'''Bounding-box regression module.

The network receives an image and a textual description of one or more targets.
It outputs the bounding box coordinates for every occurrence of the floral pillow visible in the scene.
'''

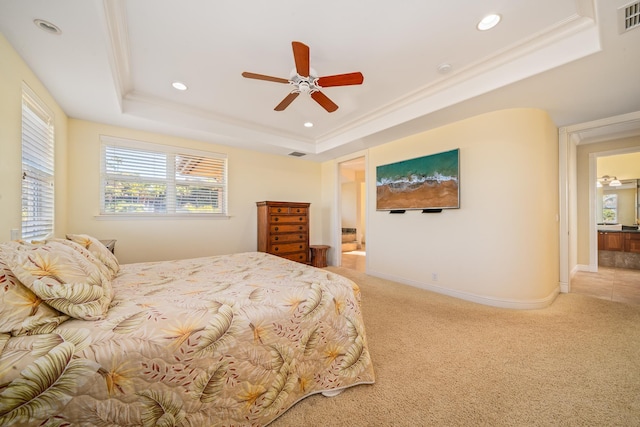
[4,241,113,321]
[48,238,113,283]
[66,234,119,278]
[0,244,70,335]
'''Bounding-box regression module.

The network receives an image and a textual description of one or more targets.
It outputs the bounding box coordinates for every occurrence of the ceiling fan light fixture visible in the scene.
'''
[477,14,501,31]
[609,179,622,186]
[298,81,311,94]
[304,122,313,128]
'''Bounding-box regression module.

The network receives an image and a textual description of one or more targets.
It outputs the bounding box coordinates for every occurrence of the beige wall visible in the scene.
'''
[576,136,640,265]
[366,108,560,307]
[67,119,323,263]
[0,34,68,241]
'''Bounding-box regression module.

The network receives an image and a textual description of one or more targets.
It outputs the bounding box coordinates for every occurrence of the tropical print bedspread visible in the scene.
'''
[0,252,375,426]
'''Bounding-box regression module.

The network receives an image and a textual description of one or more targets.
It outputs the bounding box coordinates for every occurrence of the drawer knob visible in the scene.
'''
[275,217,279,222]
[275,227,279,231]
[274,247,279,251]
[299,217,303,221]
[274,236,279,241]
[299,226,303,230]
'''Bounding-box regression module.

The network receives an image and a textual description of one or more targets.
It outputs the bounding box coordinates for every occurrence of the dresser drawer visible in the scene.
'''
[271,233,306,243]
[269,206,308,215]
[270,224,307,233]
[279,251,309,263]
[271,242,308,254]
[270,215,307,224]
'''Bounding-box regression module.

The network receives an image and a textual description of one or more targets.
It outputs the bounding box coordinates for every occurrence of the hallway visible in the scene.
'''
[571,267,640,305]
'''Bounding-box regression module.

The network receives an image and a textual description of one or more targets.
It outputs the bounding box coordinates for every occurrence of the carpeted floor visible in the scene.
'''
[272,267,640,426]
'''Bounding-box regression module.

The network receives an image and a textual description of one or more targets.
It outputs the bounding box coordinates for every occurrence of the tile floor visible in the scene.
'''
[341,247,366,272]
[571,267,640,305]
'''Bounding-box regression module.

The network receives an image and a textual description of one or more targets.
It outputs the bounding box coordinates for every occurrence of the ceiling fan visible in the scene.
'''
[242,41,364,113]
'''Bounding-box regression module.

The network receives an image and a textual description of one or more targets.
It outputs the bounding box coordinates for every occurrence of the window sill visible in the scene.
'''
[94,214,230,220]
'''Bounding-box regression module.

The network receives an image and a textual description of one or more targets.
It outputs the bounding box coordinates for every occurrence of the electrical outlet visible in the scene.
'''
[431,272,438,281]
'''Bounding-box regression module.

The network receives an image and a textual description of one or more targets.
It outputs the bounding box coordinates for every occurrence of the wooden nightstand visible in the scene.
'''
[100,239,116,254]
[309,245,330,268]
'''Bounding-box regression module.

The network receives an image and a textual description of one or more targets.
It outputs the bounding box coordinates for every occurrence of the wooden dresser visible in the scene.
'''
[257,201,310,264]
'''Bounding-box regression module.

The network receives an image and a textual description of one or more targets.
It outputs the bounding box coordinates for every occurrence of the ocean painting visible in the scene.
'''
[376,148,459,210]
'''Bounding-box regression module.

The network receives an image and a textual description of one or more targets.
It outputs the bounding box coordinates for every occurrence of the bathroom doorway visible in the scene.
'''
[339,157,366,271]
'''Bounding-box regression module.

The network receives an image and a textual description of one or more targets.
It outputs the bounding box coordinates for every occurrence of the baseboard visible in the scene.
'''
[576,263,597,272]
[368,270,559,310]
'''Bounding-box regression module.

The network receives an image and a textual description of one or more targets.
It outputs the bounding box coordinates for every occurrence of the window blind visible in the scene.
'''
[101,137,227,216]
[21,88,55,240]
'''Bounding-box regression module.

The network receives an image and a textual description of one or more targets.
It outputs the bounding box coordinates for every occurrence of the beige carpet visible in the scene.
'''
[273,267,640,426]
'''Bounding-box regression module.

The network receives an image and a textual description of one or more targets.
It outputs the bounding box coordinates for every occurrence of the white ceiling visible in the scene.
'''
[1,0,639,161]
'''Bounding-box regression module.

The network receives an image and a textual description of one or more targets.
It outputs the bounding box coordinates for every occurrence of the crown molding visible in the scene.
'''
[103,0,132,110]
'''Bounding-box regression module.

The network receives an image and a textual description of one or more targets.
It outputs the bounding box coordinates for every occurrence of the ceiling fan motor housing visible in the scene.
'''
[290,73,320,95]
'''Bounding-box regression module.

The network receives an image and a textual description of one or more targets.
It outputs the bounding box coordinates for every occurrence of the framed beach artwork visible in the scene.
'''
[376,148,460,211]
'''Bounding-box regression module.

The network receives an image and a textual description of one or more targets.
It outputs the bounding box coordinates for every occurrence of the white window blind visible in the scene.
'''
[21,87,55,240]
[100,137,227,216]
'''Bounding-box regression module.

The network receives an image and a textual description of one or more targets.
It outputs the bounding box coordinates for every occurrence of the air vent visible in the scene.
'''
[288,151,306,157]
[619,1,640,33]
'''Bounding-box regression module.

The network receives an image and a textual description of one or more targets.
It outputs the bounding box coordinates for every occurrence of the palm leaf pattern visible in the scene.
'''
[0,340,98,425]
[137,389,186,427]
[194,304,237,355]
[192,361,228,403]
[112,310,150,334]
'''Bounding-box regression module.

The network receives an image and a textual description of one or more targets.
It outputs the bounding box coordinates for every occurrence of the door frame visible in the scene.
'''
[333,151,368,268]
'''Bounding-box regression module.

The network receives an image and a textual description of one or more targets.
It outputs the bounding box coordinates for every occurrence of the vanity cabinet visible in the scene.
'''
[598,231,624,251]
[257,201,310,264]
[625,232,640,254]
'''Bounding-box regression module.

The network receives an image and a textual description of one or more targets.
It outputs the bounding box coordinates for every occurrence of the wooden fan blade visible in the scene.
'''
[292,41,310,77]
[242,72,290,84]
[311,91,338,113]
[317,72,364,87]
[274,92,300,111]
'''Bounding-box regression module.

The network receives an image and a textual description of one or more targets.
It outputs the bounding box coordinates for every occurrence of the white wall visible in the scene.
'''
[341,182,358,229]
[66,119,323,264]
[365,108,560,308]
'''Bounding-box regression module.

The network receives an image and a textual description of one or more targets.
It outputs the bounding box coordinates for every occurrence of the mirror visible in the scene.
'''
[596,179,639,228]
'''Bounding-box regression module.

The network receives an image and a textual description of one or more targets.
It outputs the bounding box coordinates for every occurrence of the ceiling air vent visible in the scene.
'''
[288,151,306,157]
[619,1,640,33]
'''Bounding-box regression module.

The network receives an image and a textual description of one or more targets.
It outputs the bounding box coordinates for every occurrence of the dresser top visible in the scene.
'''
[256,201,310,207]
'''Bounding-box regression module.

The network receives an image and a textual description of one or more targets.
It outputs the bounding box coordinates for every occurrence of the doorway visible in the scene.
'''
[338,157,366,271]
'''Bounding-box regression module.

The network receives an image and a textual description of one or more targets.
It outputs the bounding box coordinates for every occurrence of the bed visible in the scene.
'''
[0,235,375,426]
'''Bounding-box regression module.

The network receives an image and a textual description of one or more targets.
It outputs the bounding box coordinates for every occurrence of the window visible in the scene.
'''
[100,136,227,216]
[21,86,55,240]
[602,194,618,223]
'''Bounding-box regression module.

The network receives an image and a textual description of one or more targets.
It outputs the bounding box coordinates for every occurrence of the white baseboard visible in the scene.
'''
[367,270,559,310]
[576,263,598,272]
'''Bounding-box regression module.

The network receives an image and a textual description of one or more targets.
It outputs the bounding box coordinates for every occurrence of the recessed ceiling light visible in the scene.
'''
[304,122,314,128]
[172,81,188,91]
[437,63,452,74]
[477,14,501,31]
[34,19,62,35]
